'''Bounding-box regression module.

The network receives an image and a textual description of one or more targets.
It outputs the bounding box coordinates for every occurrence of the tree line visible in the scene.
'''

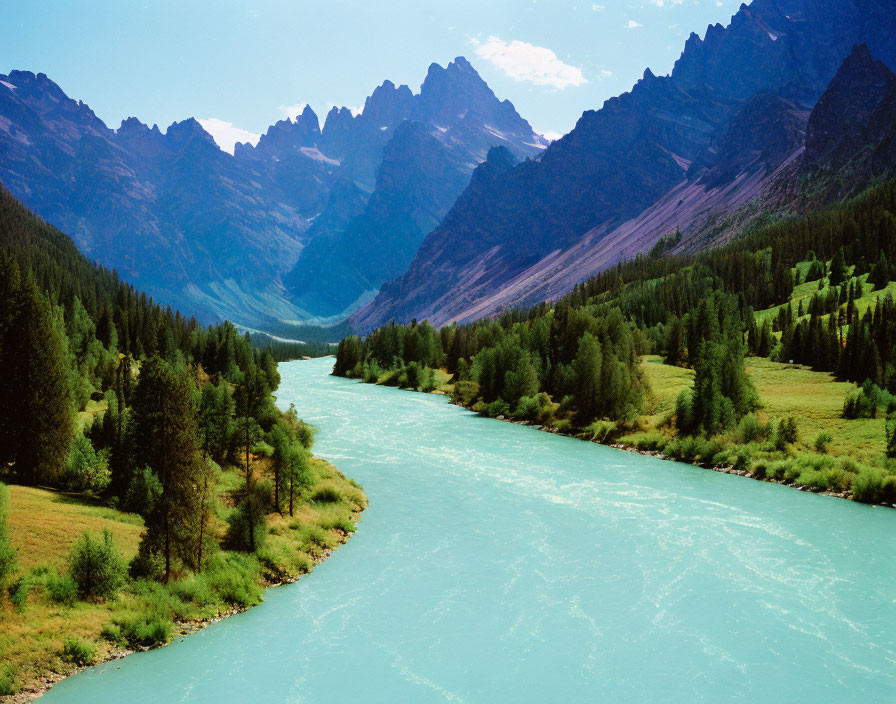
[336,178,896,444]
[0,185,315,584]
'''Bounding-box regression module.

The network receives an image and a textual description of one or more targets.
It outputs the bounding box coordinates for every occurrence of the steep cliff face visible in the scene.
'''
[284,122,472,318]
[0,57,545,326]
[281,58,547,320]
[797,43,896,197]
[353,0,896,331]
[0,71,307,319]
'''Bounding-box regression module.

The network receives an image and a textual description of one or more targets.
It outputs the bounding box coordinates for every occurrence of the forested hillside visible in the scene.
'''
[0,186,365,696]
[336,178,896,506]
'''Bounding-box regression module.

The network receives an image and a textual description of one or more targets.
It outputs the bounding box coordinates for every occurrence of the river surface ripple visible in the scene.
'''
[43,357,896,703]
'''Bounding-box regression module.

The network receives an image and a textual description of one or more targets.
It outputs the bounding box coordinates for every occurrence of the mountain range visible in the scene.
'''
[352,0,896,331]
[0,57,546,326]
[3,0,896,337]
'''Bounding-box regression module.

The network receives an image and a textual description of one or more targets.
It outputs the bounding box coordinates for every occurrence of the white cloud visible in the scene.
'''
[651,0,683,6]
[598,69,613,79]
[471,36,587,89]
[540,129,563,142]
[198,118,260,154]
[626,20,643,29]
[276,103,306,120]
[592,4,605,10]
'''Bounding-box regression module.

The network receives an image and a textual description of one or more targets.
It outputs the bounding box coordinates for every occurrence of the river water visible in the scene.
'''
[44,357,896,702]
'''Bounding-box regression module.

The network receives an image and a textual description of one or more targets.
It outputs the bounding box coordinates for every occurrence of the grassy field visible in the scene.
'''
[0,457,366,697]
[7,487,142,571]
[638,355,886,466]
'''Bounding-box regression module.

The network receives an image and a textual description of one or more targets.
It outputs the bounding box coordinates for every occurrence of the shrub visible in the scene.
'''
[295,421,317,450]
[311,486,342,503]
[478,398,510,418]
[129,579,192,620]
[8,577,28,609]
[302,525,329,548]
[62,433,111,494]
[751,460,768,479]
[46,572,78,606]
[123,466,162,516]
[736,414,767,444]
[552,418,572,433]
[403,361,422,390]
[842,380,896,419]
[100,623,122,644]
[674,390,693,432]
[226,481,271,552]
[250,440,275,458]
[585,420,617,443]
[619,432,664,452]
[129,540,164,580]
[0,675,12,696]
[721,444,757,471]
[60,637,96,666]
[773,416,799,451]
[69,529,127,599]
[765,460,790,481]
[118,615,171,647]
[852,469,896,504]
[513,395,540,422]
[321,516,356,534]
[203,553,263,607]
[814,432,833,453]
[169,575,215,607]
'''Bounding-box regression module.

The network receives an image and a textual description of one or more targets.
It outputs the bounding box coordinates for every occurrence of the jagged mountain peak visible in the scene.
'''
[118,116,150,134]
[167,117,218,149]
[804,42,896,167]
[840,42,881,71]
[2,69,108,134]
[362,80,414,128]
[353,0,896,332]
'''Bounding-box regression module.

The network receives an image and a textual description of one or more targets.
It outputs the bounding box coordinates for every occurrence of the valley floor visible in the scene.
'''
[0,457,366,700]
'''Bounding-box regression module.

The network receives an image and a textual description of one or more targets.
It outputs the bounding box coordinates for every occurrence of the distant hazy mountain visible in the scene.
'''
[282,57,546,319]
[0,57,546,327]
[0,71,308,323]
[353,0,896,331]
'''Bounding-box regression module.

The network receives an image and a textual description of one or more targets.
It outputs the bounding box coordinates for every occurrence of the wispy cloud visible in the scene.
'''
[276,103,306,120]
[198,118,260,154]
[471,36,587,89]
[626,20,643,29]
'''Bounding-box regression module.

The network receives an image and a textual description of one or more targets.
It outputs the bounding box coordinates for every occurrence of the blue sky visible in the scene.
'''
[2,0,744,151]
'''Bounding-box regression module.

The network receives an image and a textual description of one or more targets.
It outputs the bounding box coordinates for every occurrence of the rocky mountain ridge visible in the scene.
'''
[352,0,896,331]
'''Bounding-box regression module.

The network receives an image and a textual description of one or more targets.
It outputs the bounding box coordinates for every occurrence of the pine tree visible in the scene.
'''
[131,356,201,581]
[829,247,849,286]
[870,250,890,291]
[573,332,602,423]
[1,273,73,483]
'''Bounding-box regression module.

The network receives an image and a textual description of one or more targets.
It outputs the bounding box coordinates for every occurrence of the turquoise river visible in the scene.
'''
[43,357,896,702]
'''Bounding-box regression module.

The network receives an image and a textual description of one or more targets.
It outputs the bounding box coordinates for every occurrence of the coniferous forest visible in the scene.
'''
[0,186,366,693]
[336,178,896,505]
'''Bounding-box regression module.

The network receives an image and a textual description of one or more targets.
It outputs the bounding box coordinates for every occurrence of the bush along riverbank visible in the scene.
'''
[0,451,366,700]
[336,348,895,508]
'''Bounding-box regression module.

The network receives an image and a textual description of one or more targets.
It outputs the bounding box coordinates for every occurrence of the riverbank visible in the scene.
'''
[0,457,366,700]
[342,355,895,508]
